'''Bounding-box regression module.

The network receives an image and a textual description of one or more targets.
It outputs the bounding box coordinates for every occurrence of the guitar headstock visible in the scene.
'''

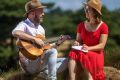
[56,35,71,46]
[60,35,71,40]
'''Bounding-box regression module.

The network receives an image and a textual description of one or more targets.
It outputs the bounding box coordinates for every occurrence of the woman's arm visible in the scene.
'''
[73,33,82,46]
[83,34,108,51]
[76,33,81,42]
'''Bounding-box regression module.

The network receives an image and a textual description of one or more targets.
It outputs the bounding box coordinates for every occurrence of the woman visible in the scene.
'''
[68,0,108,80]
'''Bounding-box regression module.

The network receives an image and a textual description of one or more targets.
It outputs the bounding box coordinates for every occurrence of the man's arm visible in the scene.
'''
[12,30,44,46]
[12,30,35,42]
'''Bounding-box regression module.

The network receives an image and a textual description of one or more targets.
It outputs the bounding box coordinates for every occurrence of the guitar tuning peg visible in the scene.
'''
[66,35,71,39]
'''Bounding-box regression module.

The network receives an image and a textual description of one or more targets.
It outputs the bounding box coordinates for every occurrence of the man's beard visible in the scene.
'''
[34,15,43,24]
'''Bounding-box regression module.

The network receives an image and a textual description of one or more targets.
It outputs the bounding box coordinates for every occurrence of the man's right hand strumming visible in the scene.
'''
[33,37,44,47]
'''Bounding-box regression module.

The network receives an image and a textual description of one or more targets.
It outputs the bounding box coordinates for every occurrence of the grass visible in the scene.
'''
[0,69,20,80]
[0,68,69,80]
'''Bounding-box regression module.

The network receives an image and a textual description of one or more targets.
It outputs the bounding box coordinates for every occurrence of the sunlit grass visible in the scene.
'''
[0,69,20,80]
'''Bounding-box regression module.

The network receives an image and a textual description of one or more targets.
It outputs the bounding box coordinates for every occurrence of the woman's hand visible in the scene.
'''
[73,41,80,46]
[82,44,89,51]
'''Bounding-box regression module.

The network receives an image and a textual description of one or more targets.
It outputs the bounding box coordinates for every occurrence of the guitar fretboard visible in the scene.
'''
[44,37,59,43]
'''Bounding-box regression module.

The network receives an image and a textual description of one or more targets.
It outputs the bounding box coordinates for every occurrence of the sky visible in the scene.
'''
[41,0,120,11]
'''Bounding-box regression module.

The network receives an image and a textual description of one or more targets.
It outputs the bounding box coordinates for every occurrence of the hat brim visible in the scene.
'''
[96,10,102,15]
[24,6,46,17]
[90,5,102,15]
[85,4,102,15]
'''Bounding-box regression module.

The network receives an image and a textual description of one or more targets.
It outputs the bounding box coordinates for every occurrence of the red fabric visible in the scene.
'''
[69,22,108,80]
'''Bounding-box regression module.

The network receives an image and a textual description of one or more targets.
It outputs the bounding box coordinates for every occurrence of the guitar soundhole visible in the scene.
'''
[32,42,42,48]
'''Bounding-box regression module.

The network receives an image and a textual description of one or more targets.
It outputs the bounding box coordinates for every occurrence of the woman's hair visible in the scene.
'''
[91,7,102,24]
[84,4,102,24]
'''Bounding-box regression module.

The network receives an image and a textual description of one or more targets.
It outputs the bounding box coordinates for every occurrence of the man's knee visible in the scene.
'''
[50,48,58,55]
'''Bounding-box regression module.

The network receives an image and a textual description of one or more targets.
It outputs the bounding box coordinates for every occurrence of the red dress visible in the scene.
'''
[69,22,108,80]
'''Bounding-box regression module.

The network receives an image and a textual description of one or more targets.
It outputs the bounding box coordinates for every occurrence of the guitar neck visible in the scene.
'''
[44,37,59,43]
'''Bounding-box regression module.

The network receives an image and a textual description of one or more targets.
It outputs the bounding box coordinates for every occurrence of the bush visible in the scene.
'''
[105,47,120,69]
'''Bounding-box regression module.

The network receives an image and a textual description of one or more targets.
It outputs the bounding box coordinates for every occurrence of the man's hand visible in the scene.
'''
[33,37,44,47]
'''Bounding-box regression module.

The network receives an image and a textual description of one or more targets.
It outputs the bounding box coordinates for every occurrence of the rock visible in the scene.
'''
[7,72,45,80]
[0,77,4,80]
[104,66,120,80]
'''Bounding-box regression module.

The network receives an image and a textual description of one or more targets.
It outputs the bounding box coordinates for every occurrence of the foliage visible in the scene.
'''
[0,46,18,72]
[0,46,13,57]
[0,0,120,71]
[105,46,120,69]
[0,0,29,17]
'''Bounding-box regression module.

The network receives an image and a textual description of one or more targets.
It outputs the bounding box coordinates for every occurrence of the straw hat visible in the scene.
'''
[24,0,46,16]
[87,0,102,15]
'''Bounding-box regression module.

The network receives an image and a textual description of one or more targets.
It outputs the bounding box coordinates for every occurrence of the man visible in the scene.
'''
[12,0,68,80]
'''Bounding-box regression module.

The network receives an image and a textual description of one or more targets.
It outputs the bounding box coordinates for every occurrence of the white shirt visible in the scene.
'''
[12,18,45,73]
[12,18,45,36]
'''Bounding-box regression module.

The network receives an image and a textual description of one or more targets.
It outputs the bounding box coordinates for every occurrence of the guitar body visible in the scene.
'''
[16,34,70,60]
[17,35,51,60]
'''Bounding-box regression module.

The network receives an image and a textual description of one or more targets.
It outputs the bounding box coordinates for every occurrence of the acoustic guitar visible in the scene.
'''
[16,34,71,60]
